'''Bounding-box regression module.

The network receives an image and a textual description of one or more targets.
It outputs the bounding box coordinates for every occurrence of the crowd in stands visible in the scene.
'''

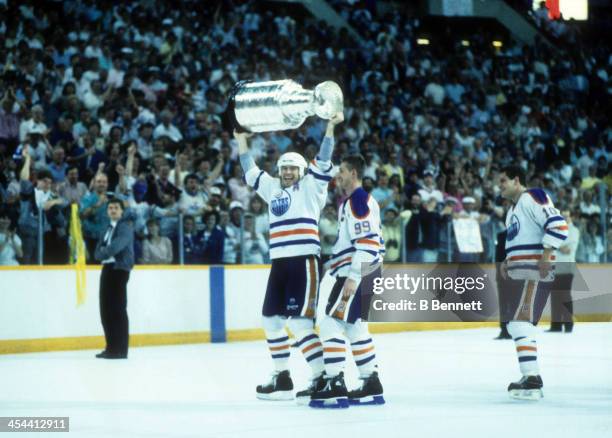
[0,0,609,266]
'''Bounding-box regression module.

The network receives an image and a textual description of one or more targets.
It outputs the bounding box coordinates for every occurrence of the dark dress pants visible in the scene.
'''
[99,263,130,355]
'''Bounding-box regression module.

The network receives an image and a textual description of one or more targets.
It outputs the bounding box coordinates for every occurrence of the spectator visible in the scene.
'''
[19,127,50,170]
[418,170,444,204]
[141,218,173,264]
[405,197,452,263]
[48,146,69,183]
[181,215,205,264]
[170,152,191,189]
[249,195,269,241]
[404,194,423,262]
[577,221,604,263]
[580,166,602,190]
[579,190,601,216]
[58,166,89,205]
[202,211,225,264]
[207,186,225,213]
[371,171,396,213]
[178,173,209,221]
[82,80,112,114]
[19,105,47,143]
[242,213,268,264]
[0,88,23,151]
[382,207,401,262]
[0,212,23,265]
[136,122,155,161]
[222,202,243,264]
[154,110,183,143]
[18,146,68,264]
[228,162,251,208]
[80,171,110,261]
[424,74,445,105]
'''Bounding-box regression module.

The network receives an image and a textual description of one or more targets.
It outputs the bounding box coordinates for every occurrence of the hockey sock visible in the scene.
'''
[295,332,324,376]
[263,316,290,371]
[323,338,346,377]
[350,337,377,377]
[346,320,378,377]
[288,317,324,376]
[266,333,290,371]
[508,320,539,376]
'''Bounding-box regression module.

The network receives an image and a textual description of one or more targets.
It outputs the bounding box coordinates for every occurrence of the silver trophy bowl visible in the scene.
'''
[227,79,343,133]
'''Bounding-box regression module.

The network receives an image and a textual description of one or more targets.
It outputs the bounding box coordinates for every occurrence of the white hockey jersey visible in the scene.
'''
[327,187,385,282]
[244,158,333,260]
[505,188,568,281]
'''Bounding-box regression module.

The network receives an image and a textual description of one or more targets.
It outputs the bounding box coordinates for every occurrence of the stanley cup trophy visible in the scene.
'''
[223,79,343,133]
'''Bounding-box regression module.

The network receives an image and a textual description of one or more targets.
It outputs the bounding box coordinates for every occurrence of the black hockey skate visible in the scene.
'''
[309,372,349,409]
[295,373,326,406]
[256,370,294,401]
[348,371,385,405]
[508,375,544,400]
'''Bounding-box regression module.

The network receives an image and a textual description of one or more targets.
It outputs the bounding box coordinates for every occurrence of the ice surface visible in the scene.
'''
[1,324,611,438]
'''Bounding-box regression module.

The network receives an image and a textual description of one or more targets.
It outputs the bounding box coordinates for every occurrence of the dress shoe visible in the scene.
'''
[494,331,512,340]
[96,350,127,359]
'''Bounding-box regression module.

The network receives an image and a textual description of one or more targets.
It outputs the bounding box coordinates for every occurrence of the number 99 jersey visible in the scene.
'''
[327,187,385,283]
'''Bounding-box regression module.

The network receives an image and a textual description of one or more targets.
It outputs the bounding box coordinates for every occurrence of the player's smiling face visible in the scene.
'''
[499,172,519,199]
[336,162,354,194]
[280,166,300,188]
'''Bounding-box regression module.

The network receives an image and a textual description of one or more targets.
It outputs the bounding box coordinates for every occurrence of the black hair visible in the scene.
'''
[107,198,124,210]
[203,210,219,225]
[183,173,199,185]
[146,217,159,227]
[500,165,526,186]
[342,154,366,180]
[36,169,53,181]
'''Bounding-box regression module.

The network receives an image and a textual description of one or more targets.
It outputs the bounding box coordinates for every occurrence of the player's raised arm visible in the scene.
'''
[307,112,344,191]
[235,130,255,172]
[319,111,344,163]
[234,130,274,203]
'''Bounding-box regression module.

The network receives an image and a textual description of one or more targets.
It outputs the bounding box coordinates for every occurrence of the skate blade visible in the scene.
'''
[309,397,349,409]
[348,395,385,405]
[256,391,294,401]
[509,389,543,401]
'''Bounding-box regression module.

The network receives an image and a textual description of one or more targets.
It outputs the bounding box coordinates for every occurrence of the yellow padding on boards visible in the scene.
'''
[0,332,211,355]
[2,318,611,355]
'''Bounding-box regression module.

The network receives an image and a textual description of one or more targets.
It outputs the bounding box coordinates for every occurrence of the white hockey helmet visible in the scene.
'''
[277,152,308,178]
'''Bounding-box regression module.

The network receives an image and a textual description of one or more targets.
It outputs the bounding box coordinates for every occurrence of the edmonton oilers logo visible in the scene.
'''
[271,190,291,217]
[507,214,520,241]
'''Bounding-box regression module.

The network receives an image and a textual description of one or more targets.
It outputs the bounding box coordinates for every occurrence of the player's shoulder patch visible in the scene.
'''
[349,187,370,219]
[526,188,549,205]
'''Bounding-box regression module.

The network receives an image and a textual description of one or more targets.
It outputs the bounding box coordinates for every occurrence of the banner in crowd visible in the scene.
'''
[452,218,483,253]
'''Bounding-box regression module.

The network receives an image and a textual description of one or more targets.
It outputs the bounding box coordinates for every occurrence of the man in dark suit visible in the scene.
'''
[94,198,134,359]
